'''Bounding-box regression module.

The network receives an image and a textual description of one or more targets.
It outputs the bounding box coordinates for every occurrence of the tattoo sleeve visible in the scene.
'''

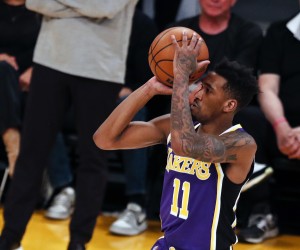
[171,52,200,154]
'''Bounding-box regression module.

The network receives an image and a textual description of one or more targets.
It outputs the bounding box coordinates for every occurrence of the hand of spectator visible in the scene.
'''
[0,53,19,70]
[19,67,33,91]
[292,126,300,142]
[287,127,300,159]
[118,87,133,99]
[275,122,299,157]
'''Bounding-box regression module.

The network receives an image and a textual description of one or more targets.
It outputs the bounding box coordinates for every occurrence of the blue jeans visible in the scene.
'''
[48,132,73,189]
[118,96,148,195]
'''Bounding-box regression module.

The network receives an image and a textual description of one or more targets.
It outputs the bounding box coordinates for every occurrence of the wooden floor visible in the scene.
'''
[0,208,300,250]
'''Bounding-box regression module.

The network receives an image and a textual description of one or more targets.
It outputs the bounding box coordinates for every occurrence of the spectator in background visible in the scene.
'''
[0,1,137,250]
[239,10,300,243]
[173,0,262,70]
[0,0,75,224]
[0,0,40,177]
[109,9,158,236]
[258,11,300,162]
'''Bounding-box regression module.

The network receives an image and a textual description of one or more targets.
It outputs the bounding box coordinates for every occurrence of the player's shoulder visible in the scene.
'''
[222,128,257,150]
[234,129,257,150]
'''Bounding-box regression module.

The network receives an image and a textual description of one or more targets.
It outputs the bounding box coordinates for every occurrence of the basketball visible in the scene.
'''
[148,26,209,87]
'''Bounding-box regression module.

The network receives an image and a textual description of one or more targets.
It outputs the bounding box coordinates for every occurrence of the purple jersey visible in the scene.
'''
[157,124,253,250]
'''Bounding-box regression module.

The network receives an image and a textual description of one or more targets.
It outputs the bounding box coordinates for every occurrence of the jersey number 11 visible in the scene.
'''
[171,178,190,220]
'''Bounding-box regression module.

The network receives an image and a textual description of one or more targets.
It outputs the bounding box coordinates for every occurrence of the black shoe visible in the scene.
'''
[67,242,85,250]
[0,237,22,250]
[238,213,279,244]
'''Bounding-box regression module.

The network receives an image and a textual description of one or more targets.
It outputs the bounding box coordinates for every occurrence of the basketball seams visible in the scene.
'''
[148,27,180,66]
[149,38,193,68]
[148,42,173,66]
[149,38,194,84]
[154,59,173,82]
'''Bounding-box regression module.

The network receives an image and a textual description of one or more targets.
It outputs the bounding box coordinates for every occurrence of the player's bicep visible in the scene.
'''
[224,142,257,184]
[221,131,257,164]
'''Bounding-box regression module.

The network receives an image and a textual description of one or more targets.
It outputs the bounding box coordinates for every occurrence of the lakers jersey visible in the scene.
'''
[159,124,254,250]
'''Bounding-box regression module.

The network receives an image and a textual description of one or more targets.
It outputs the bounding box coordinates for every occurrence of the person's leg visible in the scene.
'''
[0,64,70,246]
[109,96,148,235]
[0,62,21,176]
[123,144,148,205]
[45,132,75,220]
[118,96,148,206]
[0,61,21,134]
[68,78,121,246]
[48,132,73,190]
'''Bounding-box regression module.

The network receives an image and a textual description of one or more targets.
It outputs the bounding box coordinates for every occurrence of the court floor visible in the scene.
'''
[0,208,300,250]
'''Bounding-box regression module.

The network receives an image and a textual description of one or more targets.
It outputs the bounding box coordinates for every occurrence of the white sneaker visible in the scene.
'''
[238,213,279,243]
[109,203,147,236]
[9,244,23,250]
[45,187,75,220]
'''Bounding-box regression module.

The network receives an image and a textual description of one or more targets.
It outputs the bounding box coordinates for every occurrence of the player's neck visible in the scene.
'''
[199,13,231,35]
[198,119,233,136]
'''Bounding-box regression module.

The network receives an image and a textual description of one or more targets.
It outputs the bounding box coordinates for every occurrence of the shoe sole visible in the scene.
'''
[45,211,73,220]
[241,228,279,244]
[109,223,148,236]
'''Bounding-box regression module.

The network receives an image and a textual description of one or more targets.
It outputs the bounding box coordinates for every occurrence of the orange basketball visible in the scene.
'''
[148,26,209,87]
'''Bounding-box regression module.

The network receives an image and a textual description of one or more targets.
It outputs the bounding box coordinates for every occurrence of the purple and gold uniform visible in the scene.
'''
[152,124,254,250]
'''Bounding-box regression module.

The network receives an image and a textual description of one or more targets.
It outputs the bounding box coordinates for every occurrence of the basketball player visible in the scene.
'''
[93,32,258,249]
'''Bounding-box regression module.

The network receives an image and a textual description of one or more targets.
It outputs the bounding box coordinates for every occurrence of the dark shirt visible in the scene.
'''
[172,13,263,72]
[125,9,158,91]
[259,14,300,126]
[0,1,40,73]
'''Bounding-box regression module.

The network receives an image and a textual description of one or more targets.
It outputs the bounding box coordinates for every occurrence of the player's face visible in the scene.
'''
[199,0,237,18]
[188,72,228,123]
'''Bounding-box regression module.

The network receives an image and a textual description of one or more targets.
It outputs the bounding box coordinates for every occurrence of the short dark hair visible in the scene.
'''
[214,58,259,111]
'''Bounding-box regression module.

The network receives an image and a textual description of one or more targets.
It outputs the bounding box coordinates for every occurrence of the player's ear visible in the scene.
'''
[223,99,237,113]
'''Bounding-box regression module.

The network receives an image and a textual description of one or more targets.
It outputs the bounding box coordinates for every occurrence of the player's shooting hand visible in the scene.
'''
[171,31,202,76]
[146,76,173,95]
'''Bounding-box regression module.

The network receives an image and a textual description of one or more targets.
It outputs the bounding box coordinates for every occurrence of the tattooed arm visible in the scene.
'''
[170,31,208,156]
